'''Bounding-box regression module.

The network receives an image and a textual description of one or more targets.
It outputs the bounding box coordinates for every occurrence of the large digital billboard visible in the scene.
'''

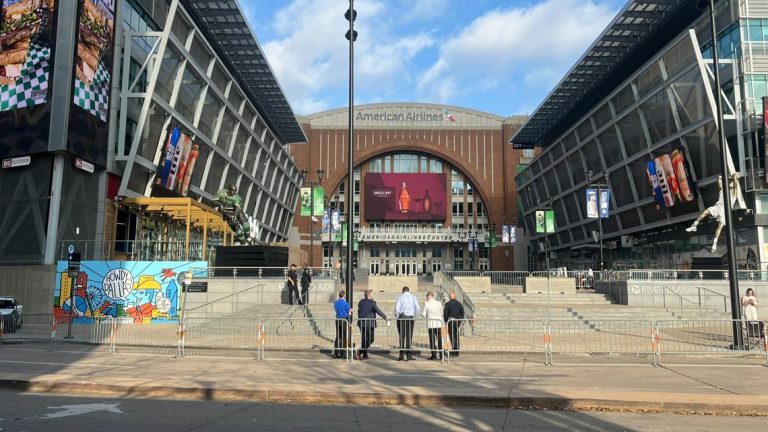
[645,149,696,210]
[364,173,446,221]
[0,0,57,157]
[153,125,200,197]
[66,0,115,167]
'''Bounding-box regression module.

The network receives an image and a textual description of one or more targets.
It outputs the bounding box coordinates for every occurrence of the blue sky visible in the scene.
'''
[241,0,627,117]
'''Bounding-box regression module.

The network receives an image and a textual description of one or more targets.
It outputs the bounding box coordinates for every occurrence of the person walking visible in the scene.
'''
[300,263,312,305]
[421,291,444,360]
[357,290,388,360]
[286,264,301,305]
[443,292,465,358]
[333,290,352,359]
[395,286,419,361]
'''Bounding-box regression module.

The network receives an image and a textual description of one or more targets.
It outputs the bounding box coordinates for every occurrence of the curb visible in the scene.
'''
[1,379,766,416]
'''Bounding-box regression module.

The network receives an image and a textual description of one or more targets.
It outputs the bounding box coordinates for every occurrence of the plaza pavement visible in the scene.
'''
[0,343,766,416]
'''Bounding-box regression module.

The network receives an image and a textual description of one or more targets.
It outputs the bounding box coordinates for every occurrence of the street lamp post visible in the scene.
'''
[537,197,553,322]
[469,231,478,271]
[586,170,608,272]
[301,169,324,268]
[329,194,339,275]
[345,0,357,304]
[489,224,496,271]
[458,231,466,270]
[698,0,742,348]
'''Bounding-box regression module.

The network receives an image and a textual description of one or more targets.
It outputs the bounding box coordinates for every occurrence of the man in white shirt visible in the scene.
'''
[395,286,420,361]
[421,291,444,360]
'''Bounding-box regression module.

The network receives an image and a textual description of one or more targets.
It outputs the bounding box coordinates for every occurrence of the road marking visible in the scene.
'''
[0,360,134,369]
[397,374,538,380]
[42,403,123,419]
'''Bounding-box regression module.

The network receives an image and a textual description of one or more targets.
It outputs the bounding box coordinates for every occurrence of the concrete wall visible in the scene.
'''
[0,265,56,314]
[524,277,576,294]
[368,276,419,292]
[453,276,492,293]
[595,279,768,319]
[182,277,338,318]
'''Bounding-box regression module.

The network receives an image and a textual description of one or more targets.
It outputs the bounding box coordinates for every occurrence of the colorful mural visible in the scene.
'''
[54,261,206,323]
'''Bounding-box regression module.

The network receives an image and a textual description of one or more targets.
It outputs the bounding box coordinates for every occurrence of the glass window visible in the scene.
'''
[429,159,442,173]
[420,156,427,173]
[466,182,473,196]
[452,202,464,216]
[523,149,535,158]
[432,247,442,258]
[393,154,418,173]
[640,89,675,143]
[369,158,382,173]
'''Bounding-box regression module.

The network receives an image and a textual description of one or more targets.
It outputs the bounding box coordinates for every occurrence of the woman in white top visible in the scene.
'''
[741,288,758,321]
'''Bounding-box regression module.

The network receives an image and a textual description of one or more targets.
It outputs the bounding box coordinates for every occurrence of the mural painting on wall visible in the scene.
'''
[53,261,206,323]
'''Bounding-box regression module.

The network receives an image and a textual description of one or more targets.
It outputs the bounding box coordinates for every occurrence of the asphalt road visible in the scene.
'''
[0,391,764,432]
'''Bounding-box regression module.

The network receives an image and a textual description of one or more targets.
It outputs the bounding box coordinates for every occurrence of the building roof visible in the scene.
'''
[183,0,307,144]
[510,0,701,148]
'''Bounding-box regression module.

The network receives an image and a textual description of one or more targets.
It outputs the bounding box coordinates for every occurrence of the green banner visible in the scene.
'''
[300,188,311,216]
[300,186,325,216]
[535,210,556,233]
[336,223,348,244]
[313,186,325,216]
[486,232,497,248]
[353,239,359,252]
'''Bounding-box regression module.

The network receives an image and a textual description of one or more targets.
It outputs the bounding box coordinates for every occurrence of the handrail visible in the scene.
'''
[662,286,699,320]
[182,282,267,316]
[697,286,729,313]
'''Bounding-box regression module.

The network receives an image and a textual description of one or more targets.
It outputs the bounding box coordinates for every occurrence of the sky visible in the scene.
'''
[240,0,627,117]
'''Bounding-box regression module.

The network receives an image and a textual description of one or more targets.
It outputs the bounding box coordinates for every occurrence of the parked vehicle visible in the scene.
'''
[0,297,23,333]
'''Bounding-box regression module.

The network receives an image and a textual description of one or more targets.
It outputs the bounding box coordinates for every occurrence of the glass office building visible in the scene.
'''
[514,0,768,271]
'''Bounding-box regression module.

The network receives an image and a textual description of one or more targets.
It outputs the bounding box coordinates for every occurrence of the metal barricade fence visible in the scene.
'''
[111,319,181,355]
[654,319,767,365]
[444,318,547,363]
[180,317,263,358]
[260,317,346,359]
[52,316,111,346]
[1,314,55,347]
[546,320,655,365]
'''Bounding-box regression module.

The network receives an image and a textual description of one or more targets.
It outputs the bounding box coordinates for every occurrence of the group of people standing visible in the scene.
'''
[332,286,466,360]
[285,263,312,305]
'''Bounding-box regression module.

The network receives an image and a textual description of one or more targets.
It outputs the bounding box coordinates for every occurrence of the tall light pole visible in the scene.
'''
[345,0,357,305]
[329,193,339,273]
[698,0,742,348]
[586,170,608,272]
[301,169,324,268]
[537,197,553,323]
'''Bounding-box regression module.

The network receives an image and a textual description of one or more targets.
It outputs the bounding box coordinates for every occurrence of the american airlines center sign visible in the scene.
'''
[356,111,454,123]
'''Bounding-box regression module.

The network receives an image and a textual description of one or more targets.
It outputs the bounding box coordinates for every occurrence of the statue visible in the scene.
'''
[214,185,253,245]
[685,173,739,253]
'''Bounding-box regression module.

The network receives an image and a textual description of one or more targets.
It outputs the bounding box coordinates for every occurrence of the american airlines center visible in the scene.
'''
[291,103,530,275]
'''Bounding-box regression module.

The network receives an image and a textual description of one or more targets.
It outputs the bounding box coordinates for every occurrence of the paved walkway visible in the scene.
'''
[0,344,767,415]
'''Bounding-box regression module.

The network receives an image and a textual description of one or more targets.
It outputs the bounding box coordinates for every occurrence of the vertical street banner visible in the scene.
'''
[313,186,324,216]
[586,189,598,218]
[599,190,610,219]
[535,210,555,233]
[487,232,497,248]
[332,209,340,233]
[502,225,510,243]
[764,96,768,183]
[300,187,310,216]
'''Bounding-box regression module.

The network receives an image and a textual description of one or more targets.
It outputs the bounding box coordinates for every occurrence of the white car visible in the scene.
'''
[0,297,23,333]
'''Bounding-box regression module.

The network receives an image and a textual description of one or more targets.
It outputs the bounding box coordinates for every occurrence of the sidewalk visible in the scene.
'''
[0,345,767,415]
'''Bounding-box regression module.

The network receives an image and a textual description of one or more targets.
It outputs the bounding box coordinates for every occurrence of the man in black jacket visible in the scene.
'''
[357,290,388,359]
[300,263,312,305]
[443,292,465,358]
[286,264,301,305]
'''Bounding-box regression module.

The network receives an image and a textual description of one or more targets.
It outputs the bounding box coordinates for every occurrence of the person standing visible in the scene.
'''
[333,290,352,359]
[395,286,419,361]
[300,263,312,305]
[357,290,388,360]
[286,264,301,305]
[443,292,465,358]
[742,288,759,321]
[421,291,444,360]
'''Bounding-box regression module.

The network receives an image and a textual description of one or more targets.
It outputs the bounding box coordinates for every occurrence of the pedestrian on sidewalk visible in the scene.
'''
[286,264,301,305]
[357,290,388,360]
[300,263,312,305]
[333,290,352,359]
[443,292,465,358]
[421,291,443,360]
[395,286,419,361]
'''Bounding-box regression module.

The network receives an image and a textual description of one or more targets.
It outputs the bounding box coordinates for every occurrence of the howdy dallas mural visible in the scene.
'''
[54,261,206,323]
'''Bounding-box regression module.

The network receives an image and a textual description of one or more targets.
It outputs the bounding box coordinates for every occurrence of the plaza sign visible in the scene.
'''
[359,232,454,242]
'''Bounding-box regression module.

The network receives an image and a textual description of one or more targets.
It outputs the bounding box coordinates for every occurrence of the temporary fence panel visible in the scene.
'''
[547,320,655,363]
[445,318,547,357]
[181,317,262,358]
[654,320,767,364]
[1,314,55,346]
[111,319,181,355]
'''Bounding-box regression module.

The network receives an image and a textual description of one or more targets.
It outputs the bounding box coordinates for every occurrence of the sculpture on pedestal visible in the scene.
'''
[685,173,739,253]
[214,185,253,245]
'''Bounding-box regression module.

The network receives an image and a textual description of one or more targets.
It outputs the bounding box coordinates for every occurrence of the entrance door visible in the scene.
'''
[370,260,380,275]
[432,260,442,273]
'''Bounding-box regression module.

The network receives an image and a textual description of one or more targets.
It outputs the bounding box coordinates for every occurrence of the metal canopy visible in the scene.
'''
[182,0,307,145]
[511,0,699,148]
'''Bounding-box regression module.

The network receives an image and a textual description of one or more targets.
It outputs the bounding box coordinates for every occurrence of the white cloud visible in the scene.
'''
[418,0,618,103]
[400,0,450,22]
[254,0,435,114]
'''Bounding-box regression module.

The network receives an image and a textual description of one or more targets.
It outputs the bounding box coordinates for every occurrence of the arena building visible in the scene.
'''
[291,103,530,274]
[513,0,768,271]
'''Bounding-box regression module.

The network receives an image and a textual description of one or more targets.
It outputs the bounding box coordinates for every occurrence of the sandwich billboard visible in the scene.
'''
[0,0,58,157]
[66,0,115,167]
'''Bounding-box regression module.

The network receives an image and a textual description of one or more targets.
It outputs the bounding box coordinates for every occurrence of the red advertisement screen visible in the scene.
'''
[364,173,447,221]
